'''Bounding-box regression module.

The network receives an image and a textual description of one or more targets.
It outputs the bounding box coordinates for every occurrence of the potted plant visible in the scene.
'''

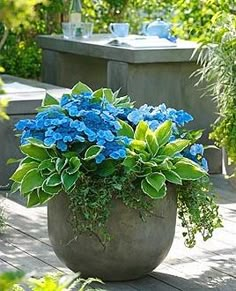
[10,82,222,281]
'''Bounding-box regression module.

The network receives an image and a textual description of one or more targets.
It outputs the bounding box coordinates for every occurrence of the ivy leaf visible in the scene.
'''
[145,172,166,192]
[20,144,49,161]
[21,169,44,194]
[145,129,159,156]
[42,93,59,106]
[84,145,103,161]
[160,139,190,156]
[163,170,182,185]
[72,82,93,95]
[134,121,149,141]
[174,160,206,180]
[10,162,39,183]
[118,120,134,138]
[154,120,172,146]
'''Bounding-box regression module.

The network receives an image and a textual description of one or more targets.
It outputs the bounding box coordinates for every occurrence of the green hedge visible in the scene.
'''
[0,0,233,79]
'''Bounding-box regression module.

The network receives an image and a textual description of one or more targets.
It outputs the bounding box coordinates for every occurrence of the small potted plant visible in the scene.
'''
[10,82,222,281]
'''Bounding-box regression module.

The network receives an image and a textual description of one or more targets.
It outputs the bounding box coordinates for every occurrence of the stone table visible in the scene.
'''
[38,34,220,173]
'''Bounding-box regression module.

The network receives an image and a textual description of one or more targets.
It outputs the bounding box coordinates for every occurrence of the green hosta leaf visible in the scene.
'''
[92,88,103,101]
[154,120,172,146]
[72,82,93,95]
[67,156,81,174]
[157,184,167,199]
[136,167,152,177]
[20,156,36,165]
[10,162,39,182]
[163,170,182,185]
[118,120,134,138]
[42,93,59,106]
[141,179,167,199]
[103,88,115,103]
[145,129,159,156]
[27,138,52,149]
[122,156,137,169]
[55,158,68,173]
[10,181,20,194]
[38,159,55,172]
[84,145,103,160]
[42,180,61,195]
[146,172,166,192]
[37,189,54,204]
[21,169,44,194]
[134,121,149,141]
[46,173,61,186]
[130,140,146,151]
[97,159,116,177]
[20,144,49,161]
[27,190,40,207]
[174,160,206,180]
[160,139,190,156]
[61,170,80,192]
[7,158,20,165]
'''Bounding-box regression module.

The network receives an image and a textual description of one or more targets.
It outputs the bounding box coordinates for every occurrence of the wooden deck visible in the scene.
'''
[0,175,235,290]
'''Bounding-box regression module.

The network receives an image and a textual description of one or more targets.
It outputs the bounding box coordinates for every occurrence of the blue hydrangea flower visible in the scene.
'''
[190,144,204,156]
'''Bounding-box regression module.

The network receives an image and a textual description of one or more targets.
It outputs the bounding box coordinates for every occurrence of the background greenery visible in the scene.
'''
[0,0,234,79]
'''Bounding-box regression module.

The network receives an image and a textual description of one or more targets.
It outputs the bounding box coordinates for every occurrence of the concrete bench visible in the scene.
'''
[0,75,68,188]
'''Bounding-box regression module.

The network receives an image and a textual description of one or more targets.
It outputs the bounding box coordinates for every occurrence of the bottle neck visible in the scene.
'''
[69,0,82,23]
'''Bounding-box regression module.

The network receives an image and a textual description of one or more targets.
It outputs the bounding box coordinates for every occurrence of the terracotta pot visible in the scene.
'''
[48,185,177,281]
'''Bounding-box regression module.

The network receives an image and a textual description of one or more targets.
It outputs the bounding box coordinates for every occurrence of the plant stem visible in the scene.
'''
[0,25,9,51]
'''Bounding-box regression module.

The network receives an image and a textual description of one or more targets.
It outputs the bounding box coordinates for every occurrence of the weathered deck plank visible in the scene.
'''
[0,174,236,290]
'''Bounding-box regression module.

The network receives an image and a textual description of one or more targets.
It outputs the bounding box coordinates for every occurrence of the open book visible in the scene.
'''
[107,35,177,48]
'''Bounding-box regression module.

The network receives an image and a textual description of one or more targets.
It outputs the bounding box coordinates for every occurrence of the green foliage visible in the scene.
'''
[10,82,221,248]
[0,271,102,291]
[0,0,235,78]
[124,120,206,200]
[177,176,223,248]
[0,98,9,120]
[195,15,236,167]
[0,270,24,291]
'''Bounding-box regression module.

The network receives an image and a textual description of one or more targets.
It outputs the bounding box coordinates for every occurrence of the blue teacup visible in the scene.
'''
[109,23,129,37]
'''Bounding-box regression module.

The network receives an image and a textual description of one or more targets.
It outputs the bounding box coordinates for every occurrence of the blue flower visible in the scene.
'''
[190,144,204,156]
[201,158,209,172]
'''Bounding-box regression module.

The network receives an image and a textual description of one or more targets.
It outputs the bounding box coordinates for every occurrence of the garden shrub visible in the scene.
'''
[0,0,234,79]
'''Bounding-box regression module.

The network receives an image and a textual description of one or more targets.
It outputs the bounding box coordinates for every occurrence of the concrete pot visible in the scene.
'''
[48,185,177,281]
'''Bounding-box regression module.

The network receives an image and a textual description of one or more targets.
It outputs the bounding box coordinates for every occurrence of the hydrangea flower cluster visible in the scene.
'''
[15,89,207,170]
[183,143,208,171]
[16,92,128,163]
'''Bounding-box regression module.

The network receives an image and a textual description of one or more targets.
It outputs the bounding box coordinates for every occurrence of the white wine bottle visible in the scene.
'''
[69,0,82,37]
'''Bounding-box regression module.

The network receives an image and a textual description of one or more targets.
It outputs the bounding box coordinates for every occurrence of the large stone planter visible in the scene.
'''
[48,185,177,281]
